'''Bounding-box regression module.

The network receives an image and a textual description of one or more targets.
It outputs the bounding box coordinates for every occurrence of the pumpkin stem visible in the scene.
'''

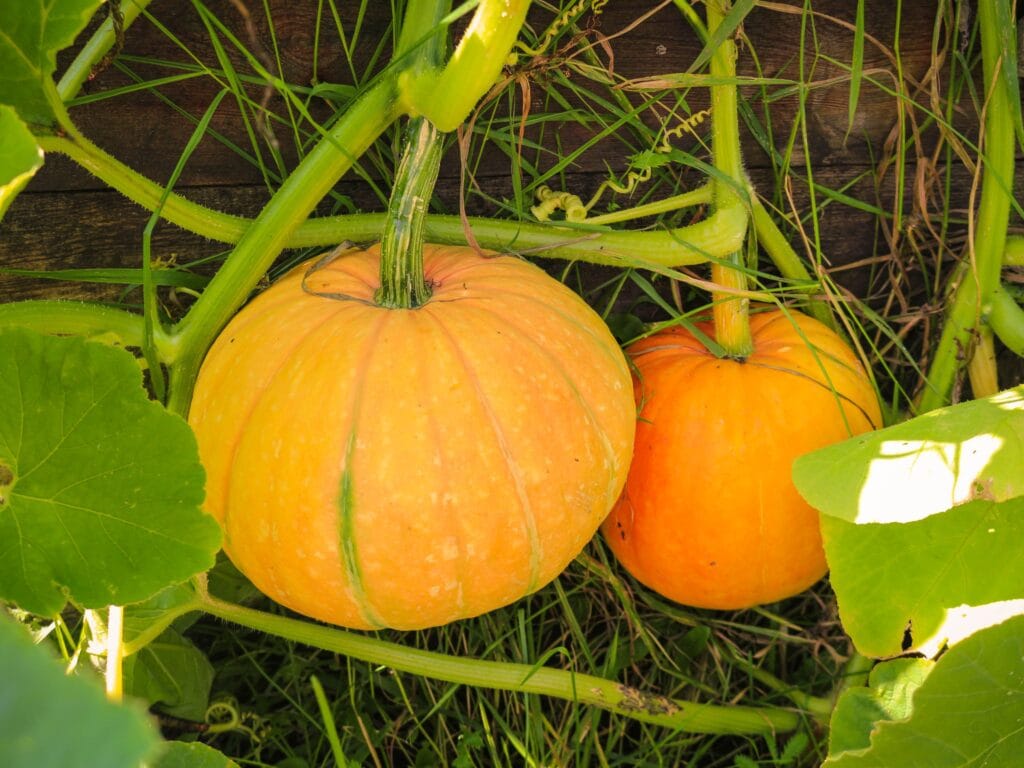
[376,116,445,309]
[707,0,754,358]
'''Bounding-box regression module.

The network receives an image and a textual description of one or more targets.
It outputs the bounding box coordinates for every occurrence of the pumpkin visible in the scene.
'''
[188,244,635,630]
[601,308,881,610]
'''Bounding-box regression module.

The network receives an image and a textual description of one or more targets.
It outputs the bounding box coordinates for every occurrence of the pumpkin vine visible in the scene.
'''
[706,0,754,359]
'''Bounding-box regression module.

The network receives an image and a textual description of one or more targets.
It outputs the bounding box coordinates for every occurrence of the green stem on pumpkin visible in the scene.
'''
[164,73,405,416]
[706,0,753,358]
[376,116,445,308]
[192,583,803,735]
[918,0,1016,411]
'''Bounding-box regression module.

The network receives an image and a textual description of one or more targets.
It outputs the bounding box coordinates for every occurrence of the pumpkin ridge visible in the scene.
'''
[334,313,391,630]
[741,359,881,431]
[209,267,323,343]
[493,290,622,378]
[417,320,469,619]
[302,249,381,302]
[217,299,367,547]
[458,300,629,510]
[423,251,512,285]
[458,282,631,375]
[424,307,543,594]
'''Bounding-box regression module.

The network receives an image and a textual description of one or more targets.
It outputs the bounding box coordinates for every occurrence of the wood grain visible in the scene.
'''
[0,0,990,309]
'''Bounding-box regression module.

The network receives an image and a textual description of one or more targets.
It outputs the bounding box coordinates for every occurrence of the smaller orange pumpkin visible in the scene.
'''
[602,308,881,610]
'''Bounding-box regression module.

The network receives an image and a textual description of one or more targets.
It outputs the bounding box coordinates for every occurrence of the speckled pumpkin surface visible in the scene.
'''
[189,244,635,630]
[602,308,882,610]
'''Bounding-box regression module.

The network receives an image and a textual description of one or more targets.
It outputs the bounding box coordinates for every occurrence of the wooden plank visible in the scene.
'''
[32,0,940,193]
[0,0,990,311]
[2,160,1004,305]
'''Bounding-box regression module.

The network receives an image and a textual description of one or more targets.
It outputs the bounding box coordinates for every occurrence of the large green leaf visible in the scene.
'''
[153,741,240,768]
[0,613,159,768]
[794,387,1024,524]
[793,386,1024,657]
[828,658,933,755]
[0,106,43,220]
[124,627,215,721]
[0,0,104,124]
[822,498,1024,657]
[0,328,221,617]
[825,615,1024,767]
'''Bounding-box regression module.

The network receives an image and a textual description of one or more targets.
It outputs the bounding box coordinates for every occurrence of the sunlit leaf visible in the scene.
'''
[825,615,1024,767]
[0,614,158,768]
[822,497,1024,657]
[794,386,1024,524]
[0,106,43,220]
[828,658,933,755]
[794,387,1024,657]
[0,328,221,617]
[0,0,105,125]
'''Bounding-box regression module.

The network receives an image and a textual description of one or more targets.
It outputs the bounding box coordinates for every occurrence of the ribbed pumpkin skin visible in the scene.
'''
[188,245,635,630]
[602,309,881,610]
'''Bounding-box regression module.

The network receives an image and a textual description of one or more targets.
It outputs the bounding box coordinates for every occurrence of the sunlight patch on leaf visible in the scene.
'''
[794,386,1024,524]
[914,599,1024,658]
[854,432,1004,523]
[821,497,1024,658]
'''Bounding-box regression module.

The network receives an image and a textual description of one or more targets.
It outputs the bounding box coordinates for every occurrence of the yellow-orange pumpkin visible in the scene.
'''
[188,244,635,630]
[602,308,881,610]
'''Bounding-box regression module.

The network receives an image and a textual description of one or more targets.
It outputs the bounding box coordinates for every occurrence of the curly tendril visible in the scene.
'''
[532,109,712,223]
[517,0,610,58]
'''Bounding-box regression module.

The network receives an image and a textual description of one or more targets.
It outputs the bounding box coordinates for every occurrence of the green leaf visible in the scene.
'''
[0,328,221,617]
[794,387,1024,657]
[153,741,240,768]
[124,627,215,721]
[828,658,933,755]
[124,582,203,644]
[0,106,43,220]
[794,386,1024,524]
[825,615,1024,767]
[822,498,1024,657]
[0,613,159,768]
[629,149,673,171]
[0,0,105,125]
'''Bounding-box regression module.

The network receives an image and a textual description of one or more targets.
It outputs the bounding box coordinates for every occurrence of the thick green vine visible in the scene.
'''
[918,0,1017,411]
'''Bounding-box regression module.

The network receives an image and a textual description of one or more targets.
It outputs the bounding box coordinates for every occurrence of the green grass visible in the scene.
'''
[35,0,1012,765]
[191,547,845,767]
